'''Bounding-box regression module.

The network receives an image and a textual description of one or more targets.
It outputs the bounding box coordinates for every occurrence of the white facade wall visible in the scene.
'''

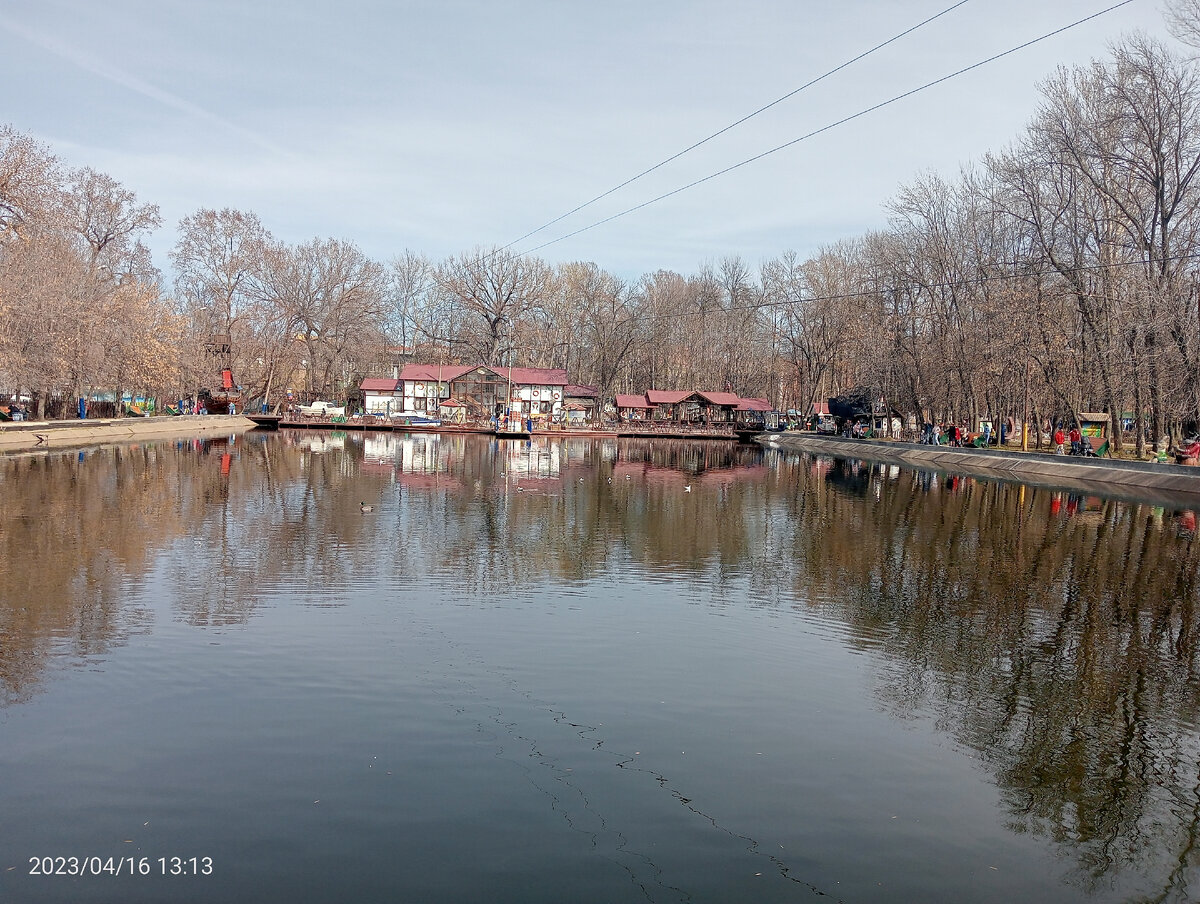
[507,384,564,417]
[400,380,449,415]
[364,391,402,414]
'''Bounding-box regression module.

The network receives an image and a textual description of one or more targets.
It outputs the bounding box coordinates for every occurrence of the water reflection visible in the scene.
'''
[1,434,1198,898]
[768,452,1200,900]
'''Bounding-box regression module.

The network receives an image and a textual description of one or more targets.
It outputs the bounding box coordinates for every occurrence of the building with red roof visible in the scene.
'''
[363,363,571,420]
[615,393,654,421]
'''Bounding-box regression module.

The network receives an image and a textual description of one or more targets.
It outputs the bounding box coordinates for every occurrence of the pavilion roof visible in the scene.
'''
[736,397,773,412]
[615,393,653,409]
[645,390,696,405]
[696,391,742,407]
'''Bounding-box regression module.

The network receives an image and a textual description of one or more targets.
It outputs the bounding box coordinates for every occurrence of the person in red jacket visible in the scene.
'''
[1054,427,1066,454]
[1068,425,1082,455]
[1184,437,1200,465]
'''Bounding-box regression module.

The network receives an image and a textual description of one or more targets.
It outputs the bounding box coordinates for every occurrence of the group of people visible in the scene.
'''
[1178,436,1200,465]
[1052,425,1087,456]
[920,422,981,447]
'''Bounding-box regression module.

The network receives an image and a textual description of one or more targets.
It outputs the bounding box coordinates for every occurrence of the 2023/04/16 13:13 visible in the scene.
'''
[27,856,213,876]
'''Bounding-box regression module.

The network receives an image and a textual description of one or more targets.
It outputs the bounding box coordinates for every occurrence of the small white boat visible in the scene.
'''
[390,414,441,427]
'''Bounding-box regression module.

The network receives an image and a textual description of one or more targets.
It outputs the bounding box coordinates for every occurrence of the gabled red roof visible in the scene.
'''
[502,366,568,386]
[398,364,475,383]
[646,390,696,405]
[396,364,569,386]
[616,393,652,409]
[360,377,399,392]
[696,391,741,406]
[736,397,773,412]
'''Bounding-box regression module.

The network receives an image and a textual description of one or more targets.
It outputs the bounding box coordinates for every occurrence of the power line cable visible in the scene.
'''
[518,0,1137,258]
[499,0,977,252]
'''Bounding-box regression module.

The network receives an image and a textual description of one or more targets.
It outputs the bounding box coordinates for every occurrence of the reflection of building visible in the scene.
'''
[360,432,461,483]
[362,433,401,472]
[499,438,562,479]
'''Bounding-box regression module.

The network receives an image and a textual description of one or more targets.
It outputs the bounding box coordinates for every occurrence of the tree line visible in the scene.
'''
[2,30,1200,449]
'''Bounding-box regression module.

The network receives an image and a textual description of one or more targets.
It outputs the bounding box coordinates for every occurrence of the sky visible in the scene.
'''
[0,0,1182,281]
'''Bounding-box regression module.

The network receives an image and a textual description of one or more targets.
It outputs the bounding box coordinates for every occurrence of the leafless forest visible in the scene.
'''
[3,32,1200,450]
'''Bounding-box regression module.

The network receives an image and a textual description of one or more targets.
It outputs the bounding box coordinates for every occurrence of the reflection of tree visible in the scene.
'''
[6,434,1200,897]
[0,447,166,703]
[760,454,1200,899]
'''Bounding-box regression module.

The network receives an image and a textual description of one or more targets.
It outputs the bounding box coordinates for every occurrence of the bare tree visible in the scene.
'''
[257,237,387,401]
[171,208,271,402]
[559,261,636,402]
[1026,37,1200,446]
[433,247,551,366]
[1165,0,1200,48]
[56,167,162,413]
[385,249,433,356]
[0,124,59,242]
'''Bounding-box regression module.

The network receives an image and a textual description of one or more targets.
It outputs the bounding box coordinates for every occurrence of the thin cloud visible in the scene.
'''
[0,15,292,159]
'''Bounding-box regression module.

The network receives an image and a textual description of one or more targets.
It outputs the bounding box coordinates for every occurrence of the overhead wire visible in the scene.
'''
[517,0,1138,258]
[498,0,978,253]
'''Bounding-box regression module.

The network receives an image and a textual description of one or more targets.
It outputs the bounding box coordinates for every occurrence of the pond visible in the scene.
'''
[1,431,1197,903]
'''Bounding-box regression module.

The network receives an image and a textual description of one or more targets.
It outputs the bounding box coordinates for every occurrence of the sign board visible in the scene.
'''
[205,335,232,359]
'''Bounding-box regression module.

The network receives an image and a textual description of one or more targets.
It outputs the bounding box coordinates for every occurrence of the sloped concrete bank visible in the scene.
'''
[0,415,254,453]
[760,433,1200,506]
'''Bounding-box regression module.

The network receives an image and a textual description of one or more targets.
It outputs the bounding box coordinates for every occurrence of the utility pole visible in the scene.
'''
[1022,356,1031,453]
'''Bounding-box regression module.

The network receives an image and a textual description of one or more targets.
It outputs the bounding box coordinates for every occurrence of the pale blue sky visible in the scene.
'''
[0,0,1177,279]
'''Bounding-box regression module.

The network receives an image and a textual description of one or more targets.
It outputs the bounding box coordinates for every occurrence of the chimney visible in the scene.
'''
[392,364,399,380]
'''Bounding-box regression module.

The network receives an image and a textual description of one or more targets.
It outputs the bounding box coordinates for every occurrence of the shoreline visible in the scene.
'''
[759,432,1200,507]
[0,415,254,453]
[6,419,1198,506]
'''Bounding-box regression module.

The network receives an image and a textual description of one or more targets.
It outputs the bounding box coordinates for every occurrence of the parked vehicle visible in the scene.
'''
[297,401,346,417]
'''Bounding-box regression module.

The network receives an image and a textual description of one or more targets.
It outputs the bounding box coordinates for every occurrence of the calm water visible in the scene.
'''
[1,431,1198,903]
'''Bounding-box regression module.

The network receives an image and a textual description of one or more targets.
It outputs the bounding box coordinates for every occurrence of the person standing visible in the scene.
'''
[1069,425,1082,455]
[1054,426,1066,455]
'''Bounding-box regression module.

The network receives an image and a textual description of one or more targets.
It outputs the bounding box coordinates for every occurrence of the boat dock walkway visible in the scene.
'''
[0,414,252,453]
[248,413,749,441]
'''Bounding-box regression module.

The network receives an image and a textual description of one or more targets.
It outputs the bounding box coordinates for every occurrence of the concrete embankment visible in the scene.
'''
[0,415,254,453]
[760,433,1200,506]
